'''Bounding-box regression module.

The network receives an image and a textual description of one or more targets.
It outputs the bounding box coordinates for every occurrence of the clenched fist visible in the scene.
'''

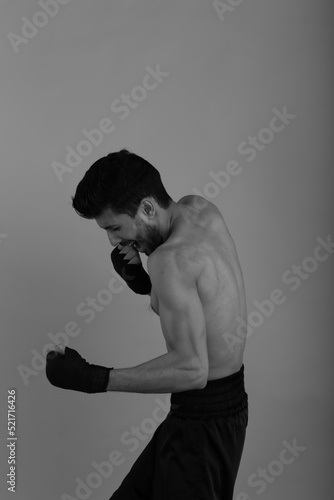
[46,346,113,393]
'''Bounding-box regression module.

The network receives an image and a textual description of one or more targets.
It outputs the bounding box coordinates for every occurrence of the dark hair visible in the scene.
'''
[72,149,172,219]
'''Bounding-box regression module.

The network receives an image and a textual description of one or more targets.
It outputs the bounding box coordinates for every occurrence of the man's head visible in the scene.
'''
[71,149,174,255]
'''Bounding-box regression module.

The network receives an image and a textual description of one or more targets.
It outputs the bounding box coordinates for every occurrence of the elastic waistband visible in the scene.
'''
[170,364,248,418]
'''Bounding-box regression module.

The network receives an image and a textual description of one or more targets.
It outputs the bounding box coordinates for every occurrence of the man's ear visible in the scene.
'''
[141,199,155,218]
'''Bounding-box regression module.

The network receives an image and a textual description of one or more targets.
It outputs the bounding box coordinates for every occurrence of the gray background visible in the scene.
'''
[1,0,333,499]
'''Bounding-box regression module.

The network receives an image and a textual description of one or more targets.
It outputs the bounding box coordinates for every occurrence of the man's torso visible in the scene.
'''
[149,195,247,380]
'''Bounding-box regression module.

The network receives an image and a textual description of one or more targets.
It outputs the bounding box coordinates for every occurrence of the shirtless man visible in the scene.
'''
[46,149,248,500]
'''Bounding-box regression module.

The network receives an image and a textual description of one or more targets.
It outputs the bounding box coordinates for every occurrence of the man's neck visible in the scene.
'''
[161,201,181,243]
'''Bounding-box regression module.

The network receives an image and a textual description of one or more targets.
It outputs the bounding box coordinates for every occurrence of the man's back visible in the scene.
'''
[149,194,247,380]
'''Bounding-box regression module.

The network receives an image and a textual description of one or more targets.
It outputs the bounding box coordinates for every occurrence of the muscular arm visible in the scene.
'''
[107,250,209,394]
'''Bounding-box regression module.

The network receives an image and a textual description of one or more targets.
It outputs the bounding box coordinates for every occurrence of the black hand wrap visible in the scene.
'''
[111,246,152,295]
[46,347,112,393]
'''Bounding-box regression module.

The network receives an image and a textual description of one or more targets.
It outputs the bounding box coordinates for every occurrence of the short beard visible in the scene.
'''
[135,221,164,255]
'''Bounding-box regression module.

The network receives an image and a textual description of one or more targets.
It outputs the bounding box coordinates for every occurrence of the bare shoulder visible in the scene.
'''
[178,195,221,216]
[178,195,225,229]
[147,244,196,287]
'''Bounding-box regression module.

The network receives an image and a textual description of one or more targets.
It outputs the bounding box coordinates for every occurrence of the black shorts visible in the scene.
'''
[109,365,248,500]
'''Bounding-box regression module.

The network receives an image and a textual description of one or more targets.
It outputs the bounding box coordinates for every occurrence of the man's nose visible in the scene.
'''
[107,233,121,247]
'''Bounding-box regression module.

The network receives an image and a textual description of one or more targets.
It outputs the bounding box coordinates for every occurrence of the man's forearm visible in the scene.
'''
[106,350,205,394]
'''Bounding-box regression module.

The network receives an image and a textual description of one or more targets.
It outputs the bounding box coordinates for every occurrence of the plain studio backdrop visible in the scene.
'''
[0,1,333,499]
